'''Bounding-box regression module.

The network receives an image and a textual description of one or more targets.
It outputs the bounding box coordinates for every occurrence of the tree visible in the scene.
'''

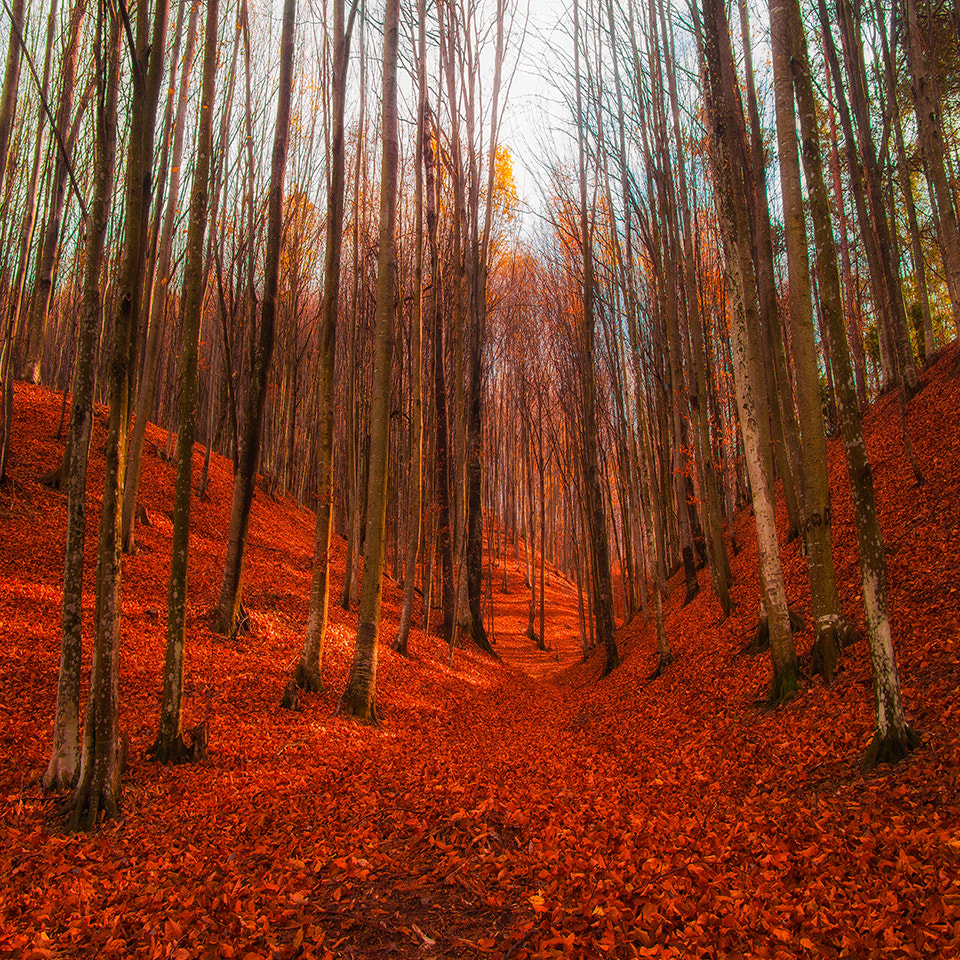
[906,0,960,340]
[217,0,296,637]
[69,0,174,828]
[789,0,919,765]
[150,0,218,763]
[290,0,358,694]
[20,0,88,386]
[0,0,23,187]
[0,0,27,480]
[393,0,427,660]
[44,0,120,793]
[695,0,797,705]
[769,0,850,682]
[574,0,619,676]
[122,0,198,555]
[339,0,400,723]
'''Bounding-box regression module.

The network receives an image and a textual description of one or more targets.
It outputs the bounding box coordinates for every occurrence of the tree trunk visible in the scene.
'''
[0,0,39,480]
[217,0,295,636]
[906,0,960,340]
[292,0,357,691]
[20,0,87,385]
[574,0,619,676]
[44,2,120,793]
[339,0,399,723]
[122,0,197,554]
[394,0,426,660]
[830,0,919,394]
[150,0,217,764]
[696,0,797,705]
[69,0,158,829]
[792,0,918,765]
[770,0,848,683]
[0,0,24,187]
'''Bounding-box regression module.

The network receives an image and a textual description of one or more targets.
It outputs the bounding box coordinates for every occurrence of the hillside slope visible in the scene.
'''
[1,345,959,960]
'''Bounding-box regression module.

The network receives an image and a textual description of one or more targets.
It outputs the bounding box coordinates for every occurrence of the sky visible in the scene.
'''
[498,0,576,235]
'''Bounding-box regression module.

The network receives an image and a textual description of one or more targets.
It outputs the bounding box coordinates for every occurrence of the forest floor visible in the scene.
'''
[2,345,960,960]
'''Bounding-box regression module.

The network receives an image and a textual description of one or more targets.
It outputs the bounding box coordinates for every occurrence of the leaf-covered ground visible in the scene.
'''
[2,346,959,960]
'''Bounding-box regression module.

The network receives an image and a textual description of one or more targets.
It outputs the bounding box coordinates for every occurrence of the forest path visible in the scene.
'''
[482,545,586,685]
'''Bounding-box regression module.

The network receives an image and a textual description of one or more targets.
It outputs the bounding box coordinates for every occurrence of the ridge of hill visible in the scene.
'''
[1,345,959,960]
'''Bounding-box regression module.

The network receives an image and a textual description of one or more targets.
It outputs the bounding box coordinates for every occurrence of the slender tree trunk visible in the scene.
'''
[792,0,918,765]
[217,0,296,636]
[823,55,868,406]
[906,0,960,340]
[394,0,426,660]
[122,0,197,553]
[574,0,619,675]
[292,0,357,691]
[150,0,217,763]
[0,0,50,481]
[423,101,456,651]
[770,0,848,683]
[20,0,87,385]
[831,0,918,394]
[44,3,120,793]
[696,0,797,705]
[341,49,365,612]
[737,0,803,544]
[69,0,169,829]
[659,0,731,615]
[0,0,24,187]
[3,0,56,391]
[339,0,399,723]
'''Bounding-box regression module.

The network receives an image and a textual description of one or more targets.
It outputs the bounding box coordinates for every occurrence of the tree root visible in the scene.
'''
[292,660,323,694]
[861,725,920,769]
[757,667,799,710]
[646,651,674,681]
[65,733,127,831]
[337,689,380,726]
[810,619,860,685]
[280,679,302,711]
[149,723,207,764]
[682,580,700,607]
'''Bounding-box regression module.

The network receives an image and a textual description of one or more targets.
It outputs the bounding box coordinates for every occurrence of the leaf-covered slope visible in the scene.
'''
[2,346,959,959]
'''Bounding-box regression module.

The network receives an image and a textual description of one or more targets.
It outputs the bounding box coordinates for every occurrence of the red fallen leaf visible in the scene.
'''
[4,355,960,960]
